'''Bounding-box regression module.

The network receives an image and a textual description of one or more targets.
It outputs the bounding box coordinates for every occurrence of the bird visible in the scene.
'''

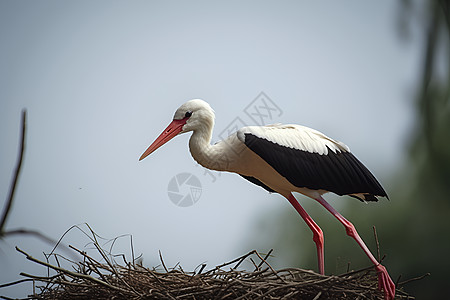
[139,99,396,300]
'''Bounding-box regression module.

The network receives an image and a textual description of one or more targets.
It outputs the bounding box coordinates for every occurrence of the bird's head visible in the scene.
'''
[139,99,215,161]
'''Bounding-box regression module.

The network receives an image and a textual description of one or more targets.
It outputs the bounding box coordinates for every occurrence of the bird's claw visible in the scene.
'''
[375,264,395,300]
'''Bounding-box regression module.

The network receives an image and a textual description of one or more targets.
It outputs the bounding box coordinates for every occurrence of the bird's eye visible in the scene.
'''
[185,111,192,118]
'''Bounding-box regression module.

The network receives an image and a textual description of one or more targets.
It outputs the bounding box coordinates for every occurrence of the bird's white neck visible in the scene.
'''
[188,122,226,172]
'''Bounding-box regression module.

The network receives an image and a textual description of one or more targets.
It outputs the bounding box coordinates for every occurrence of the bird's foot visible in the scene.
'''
[375,264,395,300]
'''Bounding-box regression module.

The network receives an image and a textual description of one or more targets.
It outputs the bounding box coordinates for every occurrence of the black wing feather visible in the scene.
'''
[239,175,276,193]
[244,133,388,201]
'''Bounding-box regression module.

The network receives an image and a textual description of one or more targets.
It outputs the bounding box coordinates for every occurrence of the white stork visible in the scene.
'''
[139,99,395,300]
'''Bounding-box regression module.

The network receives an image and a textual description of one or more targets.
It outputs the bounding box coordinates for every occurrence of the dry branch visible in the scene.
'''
[0,110,27,234]
[0,109,58,246]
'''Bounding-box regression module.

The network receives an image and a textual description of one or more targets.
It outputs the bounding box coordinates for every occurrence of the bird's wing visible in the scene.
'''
[240,124,350,154]
[237,124,387,201]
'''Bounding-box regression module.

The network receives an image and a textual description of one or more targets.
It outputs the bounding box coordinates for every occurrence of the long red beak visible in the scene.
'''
[139,118,187,161]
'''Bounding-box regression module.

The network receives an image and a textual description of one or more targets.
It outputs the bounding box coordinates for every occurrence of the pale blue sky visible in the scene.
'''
[0,1,421,297]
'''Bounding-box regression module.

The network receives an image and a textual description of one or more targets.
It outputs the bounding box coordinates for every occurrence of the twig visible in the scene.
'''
[159,250,169,273]
[256,249,273,270]
[233,251,252,270]
[0,111,60,248]
[398,272,431,286]
[210,250,255,273]
[195,263,207,275]
[373,226,381,262]
[69,245,109,281]
[312,291,322,300]
[15,246,133,295]
[1,228,56,244]
[338,265,374,278]
[0,278,34,289]
[252,249,285,283]
[0,110,26,234]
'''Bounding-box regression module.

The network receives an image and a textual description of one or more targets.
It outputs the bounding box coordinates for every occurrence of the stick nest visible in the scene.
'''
[2,225,415,300]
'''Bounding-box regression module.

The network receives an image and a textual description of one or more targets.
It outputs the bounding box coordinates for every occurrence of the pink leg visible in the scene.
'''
[286,193,325,275]
[315,196,395,300]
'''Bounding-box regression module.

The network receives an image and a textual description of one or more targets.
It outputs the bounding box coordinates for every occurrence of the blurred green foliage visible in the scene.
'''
[249,1,450,298]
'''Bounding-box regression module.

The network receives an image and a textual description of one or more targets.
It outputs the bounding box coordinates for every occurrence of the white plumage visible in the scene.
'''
[237,124,350,155]
[139,99,395,300]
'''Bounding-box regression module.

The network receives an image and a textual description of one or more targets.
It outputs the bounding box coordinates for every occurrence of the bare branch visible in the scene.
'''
[0,110,27,234]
